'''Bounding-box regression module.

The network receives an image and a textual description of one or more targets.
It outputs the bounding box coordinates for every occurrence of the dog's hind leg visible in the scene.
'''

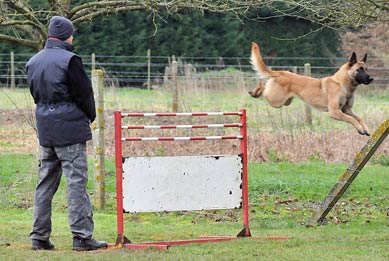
[262,81,293,108]
[249,82,265,98]
[284,97,294,106]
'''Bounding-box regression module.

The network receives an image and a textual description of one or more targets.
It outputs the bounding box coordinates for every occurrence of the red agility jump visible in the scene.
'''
[113,109,251,250]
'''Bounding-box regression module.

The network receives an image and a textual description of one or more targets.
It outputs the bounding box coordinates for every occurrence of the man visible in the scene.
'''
[26,16,107,251]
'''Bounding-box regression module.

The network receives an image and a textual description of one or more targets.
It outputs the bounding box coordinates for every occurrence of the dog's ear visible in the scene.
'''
[348,52,357,67]
[362,53,367,63]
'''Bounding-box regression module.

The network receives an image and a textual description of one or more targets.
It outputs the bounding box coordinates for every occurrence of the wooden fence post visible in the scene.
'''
[147,49,151,90]
[172,60,179,112]
[91,53,96,78]
[304,63,312,125]
[10,51,15,89]
[91,69,105,208]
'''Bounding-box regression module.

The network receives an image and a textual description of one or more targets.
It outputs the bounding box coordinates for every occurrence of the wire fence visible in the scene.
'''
[1,52,389,88]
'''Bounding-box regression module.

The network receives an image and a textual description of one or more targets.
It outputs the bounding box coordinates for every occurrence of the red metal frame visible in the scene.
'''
[113,109,252,249]
[238,109,251,237]
[114,111,131,246]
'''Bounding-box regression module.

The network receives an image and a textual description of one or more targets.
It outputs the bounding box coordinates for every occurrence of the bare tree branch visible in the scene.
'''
[0,0,388,51]
[366,0,389,11]
[2,0,47,47]
[4,0,46,30]
[69,2,148,24]
[0,33,40,49]
[49,0,72,16]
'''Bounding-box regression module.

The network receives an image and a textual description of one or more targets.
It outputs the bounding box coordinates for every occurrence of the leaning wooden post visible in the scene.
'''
[91,69,105,208]
[10,51,15,89]
[172,60,179,112]
[304,63,312,125]
[307,119,389,226]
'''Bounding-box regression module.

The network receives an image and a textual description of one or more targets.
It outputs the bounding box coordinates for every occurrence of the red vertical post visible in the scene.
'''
[238,109,251,237]
[114,111,125,246]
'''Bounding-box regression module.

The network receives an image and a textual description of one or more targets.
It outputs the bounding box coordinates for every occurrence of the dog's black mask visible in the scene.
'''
[355,68,374,85]
[349,53,373,85]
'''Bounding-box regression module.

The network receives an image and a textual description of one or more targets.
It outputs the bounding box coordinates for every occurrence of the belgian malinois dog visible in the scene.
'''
[249,42,374,136]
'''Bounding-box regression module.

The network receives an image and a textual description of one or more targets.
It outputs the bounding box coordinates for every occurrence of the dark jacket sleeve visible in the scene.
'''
[67,56,96,122]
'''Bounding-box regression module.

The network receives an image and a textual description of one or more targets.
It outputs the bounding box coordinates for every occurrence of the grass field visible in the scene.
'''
[0,85,388,259]
[0,154,388,260]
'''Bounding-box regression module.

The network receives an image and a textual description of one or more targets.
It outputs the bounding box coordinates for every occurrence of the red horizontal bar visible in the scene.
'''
[122,112,242,117]
[129,237,237,247]
[123,243,169,250]
[122,135,242,141]
[122,123,242,130]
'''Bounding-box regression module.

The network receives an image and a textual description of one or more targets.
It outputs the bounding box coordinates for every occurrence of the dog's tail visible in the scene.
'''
[250,42,280,78]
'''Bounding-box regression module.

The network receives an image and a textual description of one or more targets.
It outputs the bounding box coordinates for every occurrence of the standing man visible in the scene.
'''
[26,16,107,251]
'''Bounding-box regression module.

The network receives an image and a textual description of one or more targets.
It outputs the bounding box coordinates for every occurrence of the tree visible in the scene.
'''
[270,0,388,29]
[73,10,339,63]
[0,0,261,50]
[0,0,388,51]
[340,23,389,67]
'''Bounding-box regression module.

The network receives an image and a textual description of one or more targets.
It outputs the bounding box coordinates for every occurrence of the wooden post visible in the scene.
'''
[147,49,151,90]
[91,53,96,78]
[91,69,105,208]
[172,60,179,112]
[10,51,15,89]
[307,119,389,226]
[304,63,312,125]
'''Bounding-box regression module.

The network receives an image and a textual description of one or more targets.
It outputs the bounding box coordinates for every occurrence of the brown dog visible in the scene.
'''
[249,42,373,136]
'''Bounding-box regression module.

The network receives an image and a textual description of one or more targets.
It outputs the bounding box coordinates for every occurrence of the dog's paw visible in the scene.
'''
[357,130,366,136]
[357,129,370,136]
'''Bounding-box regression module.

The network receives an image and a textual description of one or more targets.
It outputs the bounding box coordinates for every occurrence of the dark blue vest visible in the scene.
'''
[26,40,92,146]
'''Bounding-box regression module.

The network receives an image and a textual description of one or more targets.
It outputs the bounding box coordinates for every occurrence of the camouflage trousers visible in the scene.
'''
[30,143,94,241]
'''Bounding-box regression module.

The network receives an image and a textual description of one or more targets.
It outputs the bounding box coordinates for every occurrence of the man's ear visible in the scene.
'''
[348,52,357,67]
[362,53,367,63]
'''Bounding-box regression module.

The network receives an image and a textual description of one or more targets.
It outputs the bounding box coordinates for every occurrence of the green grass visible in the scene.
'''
[0,88,35,110]
[0,84,387,259]
[0,154,388,260]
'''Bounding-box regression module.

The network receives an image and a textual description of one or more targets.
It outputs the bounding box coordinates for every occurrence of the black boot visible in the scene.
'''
[31,239,55,250]
[73,238,107,251]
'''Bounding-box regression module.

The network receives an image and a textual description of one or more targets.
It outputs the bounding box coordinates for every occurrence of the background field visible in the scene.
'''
[0,84,388,260]
[1,84,388,162]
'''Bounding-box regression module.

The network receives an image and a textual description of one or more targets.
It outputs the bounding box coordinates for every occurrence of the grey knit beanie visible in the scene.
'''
[48,16,74,40]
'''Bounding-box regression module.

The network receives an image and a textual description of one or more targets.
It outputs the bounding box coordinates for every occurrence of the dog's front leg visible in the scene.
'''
[342,107,370,136]
[328,101,368,135]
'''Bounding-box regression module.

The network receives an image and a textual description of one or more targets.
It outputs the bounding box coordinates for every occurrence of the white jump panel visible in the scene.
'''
[122,155,242,212]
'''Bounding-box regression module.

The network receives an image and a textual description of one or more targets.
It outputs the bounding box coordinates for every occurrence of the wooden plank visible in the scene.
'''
[307,119,389,226]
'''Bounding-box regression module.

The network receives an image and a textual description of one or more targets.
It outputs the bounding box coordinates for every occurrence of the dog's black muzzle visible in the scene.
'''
[360,76,374,85]
[365,76,374,84]
[356,75,374,85]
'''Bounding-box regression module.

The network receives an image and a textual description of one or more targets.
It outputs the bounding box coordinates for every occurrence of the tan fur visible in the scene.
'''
[249,42,372,136]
